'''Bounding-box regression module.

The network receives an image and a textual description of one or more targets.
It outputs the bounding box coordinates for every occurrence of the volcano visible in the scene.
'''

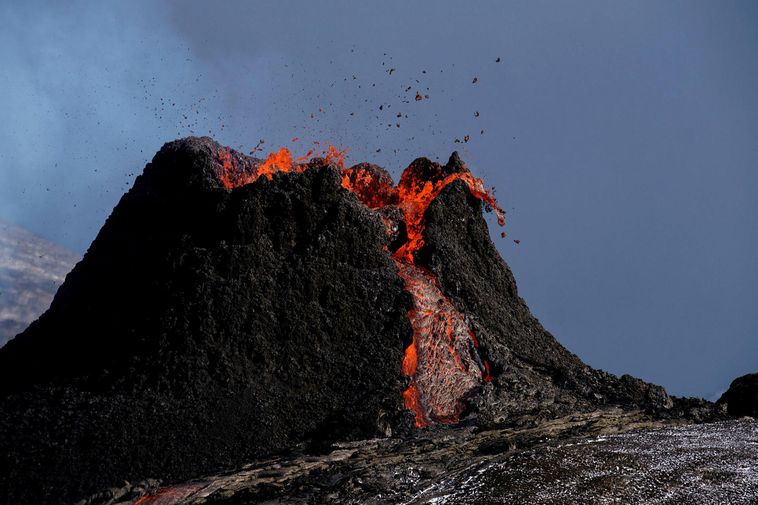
[0,138,702,504]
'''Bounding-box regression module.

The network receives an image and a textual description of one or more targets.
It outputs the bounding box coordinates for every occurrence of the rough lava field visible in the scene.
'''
[76,413,757,505]
[427,419,758,505]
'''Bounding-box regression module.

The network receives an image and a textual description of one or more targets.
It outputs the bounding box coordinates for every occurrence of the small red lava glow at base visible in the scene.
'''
[214,144,504,428]
[132,483,205,504]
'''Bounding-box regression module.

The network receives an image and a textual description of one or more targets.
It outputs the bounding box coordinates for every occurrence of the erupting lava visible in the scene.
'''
[396,262,491,426]
[215,145,504,428]
[216,144,348,189]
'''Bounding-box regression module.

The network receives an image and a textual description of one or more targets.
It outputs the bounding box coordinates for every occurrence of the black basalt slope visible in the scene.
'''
[0,137,412,504]
[419,177,675,425]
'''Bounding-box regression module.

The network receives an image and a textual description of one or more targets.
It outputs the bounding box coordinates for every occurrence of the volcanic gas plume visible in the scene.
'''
[213,143,504,426]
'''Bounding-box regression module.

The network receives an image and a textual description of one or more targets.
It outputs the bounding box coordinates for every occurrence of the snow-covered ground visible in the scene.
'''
[423,419,757,505]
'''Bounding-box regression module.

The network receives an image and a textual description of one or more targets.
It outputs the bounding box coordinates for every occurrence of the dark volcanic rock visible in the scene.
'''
[0,138,709,504]
[78,413,758,505]
[718,373,758,418]
[0,138,412,504]
[418,179,674,424]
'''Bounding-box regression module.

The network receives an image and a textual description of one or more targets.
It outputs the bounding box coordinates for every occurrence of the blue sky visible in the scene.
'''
[1,0,756,398]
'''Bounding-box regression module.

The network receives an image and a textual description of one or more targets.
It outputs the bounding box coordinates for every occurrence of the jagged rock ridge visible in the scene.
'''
[718,373,758,418]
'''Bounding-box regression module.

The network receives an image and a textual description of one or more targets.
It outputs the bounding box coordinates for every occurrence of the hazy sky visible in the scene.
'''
[1,0,756,398]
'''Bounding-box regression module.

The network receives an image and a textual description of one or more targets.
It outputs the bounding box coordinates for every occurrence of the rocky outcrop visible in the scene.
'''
[718,373,758,418]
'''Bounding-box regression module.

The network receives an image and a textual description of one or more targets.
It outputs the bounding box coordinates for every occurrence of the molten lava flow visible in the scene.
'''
[395,262,489,426]
[388,159,503,427]
[132,483,205,504]
[216,148,251,189]
[214,145,504,428]
[214,143,348,189]
[342,157,504,427]
[340,163,398,209]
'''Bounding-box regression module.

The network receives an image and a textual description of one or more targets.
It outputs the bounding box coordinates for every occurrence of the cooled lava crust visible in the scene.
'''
[0,138,686,505]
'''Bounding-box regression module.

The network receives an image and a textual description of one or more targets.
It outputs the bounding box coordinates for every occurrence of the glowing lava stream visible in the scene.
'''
[215,145,504,428]
[132,483,206,504]
[392,166,503,427]
[396,262,490,426]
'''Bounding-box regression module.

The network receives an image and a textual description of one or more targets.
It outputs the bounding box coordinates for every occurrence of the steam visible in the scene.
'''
[0,1,268,252]
[0,0,500,254]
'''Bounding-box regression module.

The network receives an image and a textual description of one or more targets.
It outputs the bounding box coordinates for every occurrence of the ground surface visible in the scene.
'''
[79,412,757,505]
[427,419,757,505]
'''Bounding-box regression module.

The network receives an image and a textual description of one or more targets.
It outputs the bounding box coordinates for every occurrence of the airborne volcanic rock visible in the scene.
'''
[0,137,693,504]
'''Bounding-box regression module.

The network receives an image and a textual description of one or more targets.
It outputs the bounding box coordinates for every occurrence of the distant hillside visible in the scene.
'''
[0,219,79,347]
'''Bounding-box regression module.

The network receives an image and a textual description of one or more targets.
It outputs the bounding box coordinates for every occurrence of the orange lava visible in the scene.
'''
[215,143,347,189]
[323,144,348,169]
[132,483,205,504]
[214,145,504,428]
[394,262,487,426]
[257,147,298,180]
[386,159,503,427]
[394,160,504,264]
[340,163,398,209]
